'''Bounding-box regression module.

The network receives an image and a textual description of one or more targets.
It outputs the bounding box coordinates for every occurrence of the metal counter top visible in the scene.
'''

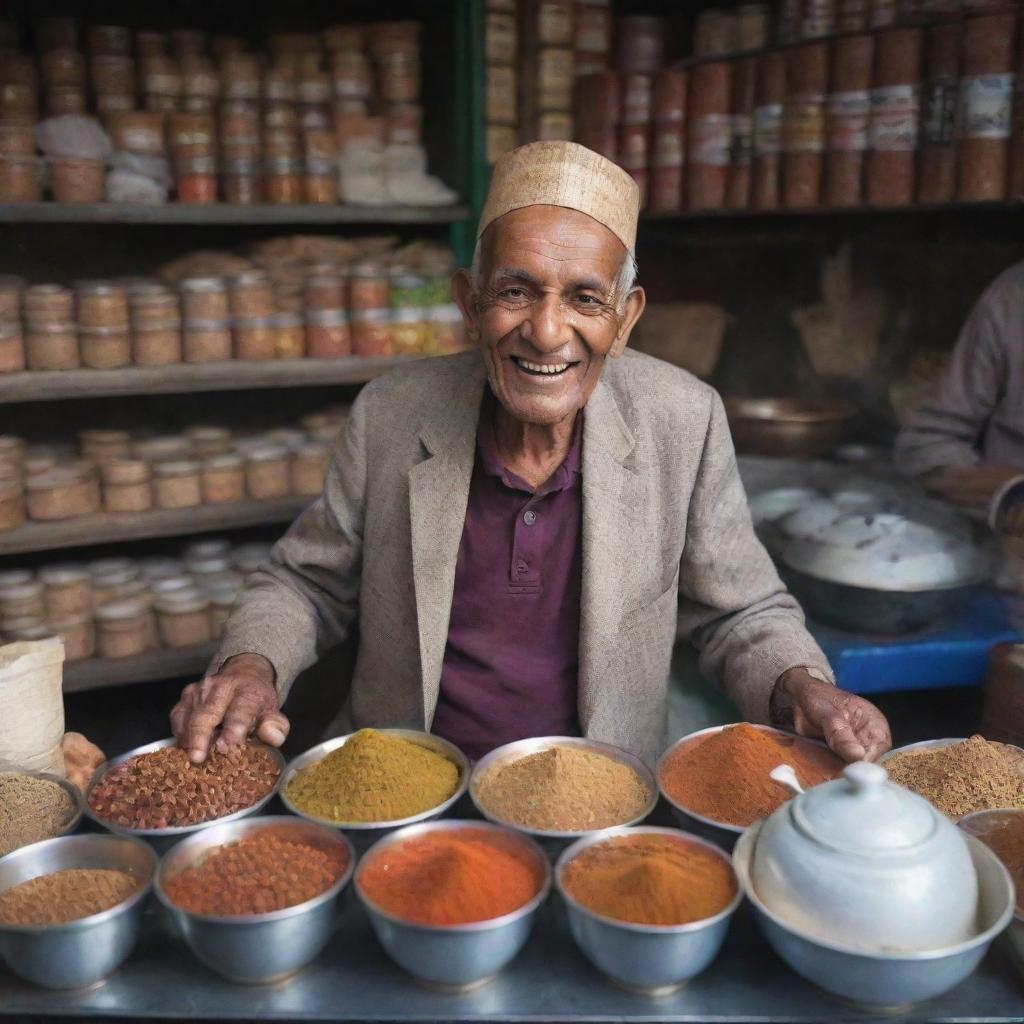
[1,896,1020,1023]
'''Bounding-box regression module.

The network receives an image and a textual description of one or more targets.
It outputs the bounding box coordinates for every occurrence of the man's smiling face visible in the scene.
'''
[453,205,645,427]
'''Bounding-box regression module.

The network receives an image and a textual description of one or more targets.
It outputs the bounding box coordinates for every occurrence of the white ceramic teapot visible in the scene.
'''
[751,761,979,953]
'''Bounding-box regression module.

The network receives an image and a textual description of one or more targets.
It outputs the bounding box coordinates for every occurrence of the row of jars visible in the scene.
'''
[0,147,351,206]
[0,537,275,661]
[0,270,467,373]
[0,18,422,128]
[0,414,345,532]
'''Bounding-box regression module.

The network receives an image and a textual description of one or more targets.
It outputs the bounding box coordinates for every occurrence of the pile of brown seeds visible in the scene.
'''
[0,868,140,926]
[88,743,279,830]
[0,772,76,856]
[474,745,652,832]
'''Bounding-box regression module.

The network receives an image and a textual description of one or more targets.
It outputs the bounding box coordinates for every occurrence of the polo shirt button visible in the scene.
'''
[523,510,537,526]
[516,561,528,573]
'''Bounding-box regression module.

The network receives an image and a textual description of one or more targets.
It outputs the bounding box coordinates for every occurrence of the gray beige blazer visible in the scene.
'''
[215,349,832,766]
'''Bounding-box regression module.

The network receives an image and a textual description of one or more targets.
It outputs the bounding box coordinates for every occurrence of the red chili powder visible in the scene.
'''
[358,828,545,926]
[660,724,844,827]
[163,826,348,916]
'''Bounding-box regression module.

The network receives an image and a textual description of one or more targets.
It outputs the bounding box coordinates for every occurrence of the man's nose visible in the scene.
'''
[520,291,572,353]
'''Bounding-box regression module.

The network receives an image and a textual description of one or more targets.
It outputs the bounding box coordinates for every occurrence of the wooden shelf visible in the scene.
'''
[640,200,1024,245]
[0,497,310,557]
[0,355,418,404]
[0,202,469,225]
[63,642,217,693]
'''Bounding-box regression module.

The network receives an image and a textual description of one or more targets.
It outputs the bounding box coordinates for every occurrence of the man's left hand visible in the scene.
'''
[61,732,105,791]
[770,668,892,763]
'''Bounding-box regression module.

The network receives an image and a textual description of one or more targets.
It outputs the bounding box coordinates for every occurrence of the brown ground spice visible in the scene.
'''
[475,745,652,832]
[884,736,1024,819]
[0,868,139,926]
[563,833,737,926]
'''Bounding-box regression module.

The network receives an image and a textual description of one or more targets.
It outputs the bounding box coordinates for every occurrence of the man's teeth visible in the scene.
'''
[517,358,570,375]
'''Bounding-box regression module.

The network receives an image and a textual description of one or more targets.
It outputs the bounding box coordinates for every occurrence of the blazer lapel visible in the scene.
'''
[578,376,641,734]
[408,356,488,723]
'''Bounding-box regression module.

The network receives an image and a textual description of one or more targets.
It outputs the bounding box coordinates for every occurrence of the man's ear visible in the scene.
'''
[610,286,646,359]
[451,268,480,342]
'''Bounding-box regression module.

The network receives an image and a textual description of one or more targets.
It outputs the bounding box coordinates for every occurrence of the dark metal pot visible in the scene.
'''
[782,566,982,635]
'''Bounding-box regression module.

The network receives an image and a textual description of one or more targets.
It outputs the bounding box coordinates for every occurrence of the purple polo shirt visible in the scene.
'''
[431,392,583,761]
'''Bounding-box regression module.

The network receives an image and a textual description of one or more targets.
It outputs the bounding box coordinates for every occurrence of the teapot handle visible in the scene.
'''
[770,763,805,796]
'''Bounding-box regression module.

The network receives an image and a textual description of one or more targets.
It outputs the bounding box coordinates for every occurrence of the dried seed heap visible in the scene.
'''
[88,743,279,830]
[474,745,652,832]
[0,868,139,926]
[884,736,1024,819]
[0,772,76,856]
[285,729,460,824]
[163,826,349,916]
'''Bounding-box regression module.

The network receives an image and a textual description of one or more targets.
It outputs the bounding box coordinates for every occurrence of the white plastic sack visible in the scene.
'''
[0,639,66,776]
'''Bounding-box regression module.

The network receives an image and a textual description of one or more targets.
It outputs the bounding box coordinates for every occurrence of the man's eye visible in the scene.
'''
[500,287,525,299]
[577,295,600,305]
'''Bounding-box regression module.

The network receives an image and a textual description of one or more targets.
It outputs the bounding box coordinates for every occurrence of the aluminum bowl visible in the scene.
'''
[0,769,83,854]
[555,826,742,995]
[958,808,1024,983]
[84,737,285,851]
[280,730,469,853]
[355,819,551,991]
[734,820,1014,1008]
[657,724,841,851]
[881,738,1024,820]
[0,832,156,989]
[155,814,354,984]
[469,736,657,857]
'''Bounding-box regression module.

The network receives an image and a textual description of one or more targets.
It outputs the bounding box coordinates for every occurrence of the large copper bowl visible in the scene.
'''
[724,397,857,458]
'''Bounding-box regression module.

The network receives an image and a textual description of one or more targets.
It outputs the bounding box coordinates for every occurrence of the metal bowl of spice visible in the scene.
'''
[0,832,157,989]
[959,808,1024,983]
[469,737,657,854]
[734,819,1015,1008]
[0,769,84,857]
[84,737,284,848]
[280,729,470,848]
[880,736,1024,820]
[355,819,551,992]
[155,815,354,984]
[555,826,743,995]
[657,724,845,850]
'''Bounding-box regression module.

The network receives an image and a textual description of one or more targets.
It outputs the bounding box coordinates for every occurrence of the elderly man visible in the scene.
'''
[172,142,891,767]
[895,261,1024,522]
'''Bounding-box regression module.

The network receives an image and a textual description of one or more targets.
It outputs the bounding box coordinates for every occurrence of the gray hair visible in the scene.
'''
[470,239,638,310]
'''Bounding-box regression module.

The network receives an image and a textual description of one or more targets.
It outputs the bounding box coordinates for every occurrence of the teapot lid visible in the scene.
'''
[792,762,937,854]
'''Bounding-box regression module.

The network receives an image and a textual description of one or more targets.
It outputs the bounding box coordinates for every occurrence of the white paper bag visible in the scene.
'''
[0,638,65,776]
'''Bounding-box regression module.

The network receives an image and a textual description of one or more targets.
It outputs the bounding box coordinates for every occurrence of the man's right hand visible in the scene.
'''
[170,653,290,764]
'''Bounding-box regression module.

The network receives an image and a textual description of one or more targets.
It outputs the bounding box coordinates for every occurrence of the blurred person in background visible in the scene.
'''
[895,261,1024,529]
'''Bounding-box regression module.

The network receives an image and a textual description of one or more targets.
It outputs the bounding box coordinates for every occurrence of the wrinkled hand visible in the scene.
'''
[170,653,289,765]
[61,732,105,791]
[924,465,1022,513]
[770,668,891,763]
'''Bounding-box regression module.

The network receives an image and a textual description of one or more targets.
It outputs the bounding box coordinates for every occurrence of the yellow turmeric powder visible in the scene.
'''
[562,833,737,926]
[285,729,460,823]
